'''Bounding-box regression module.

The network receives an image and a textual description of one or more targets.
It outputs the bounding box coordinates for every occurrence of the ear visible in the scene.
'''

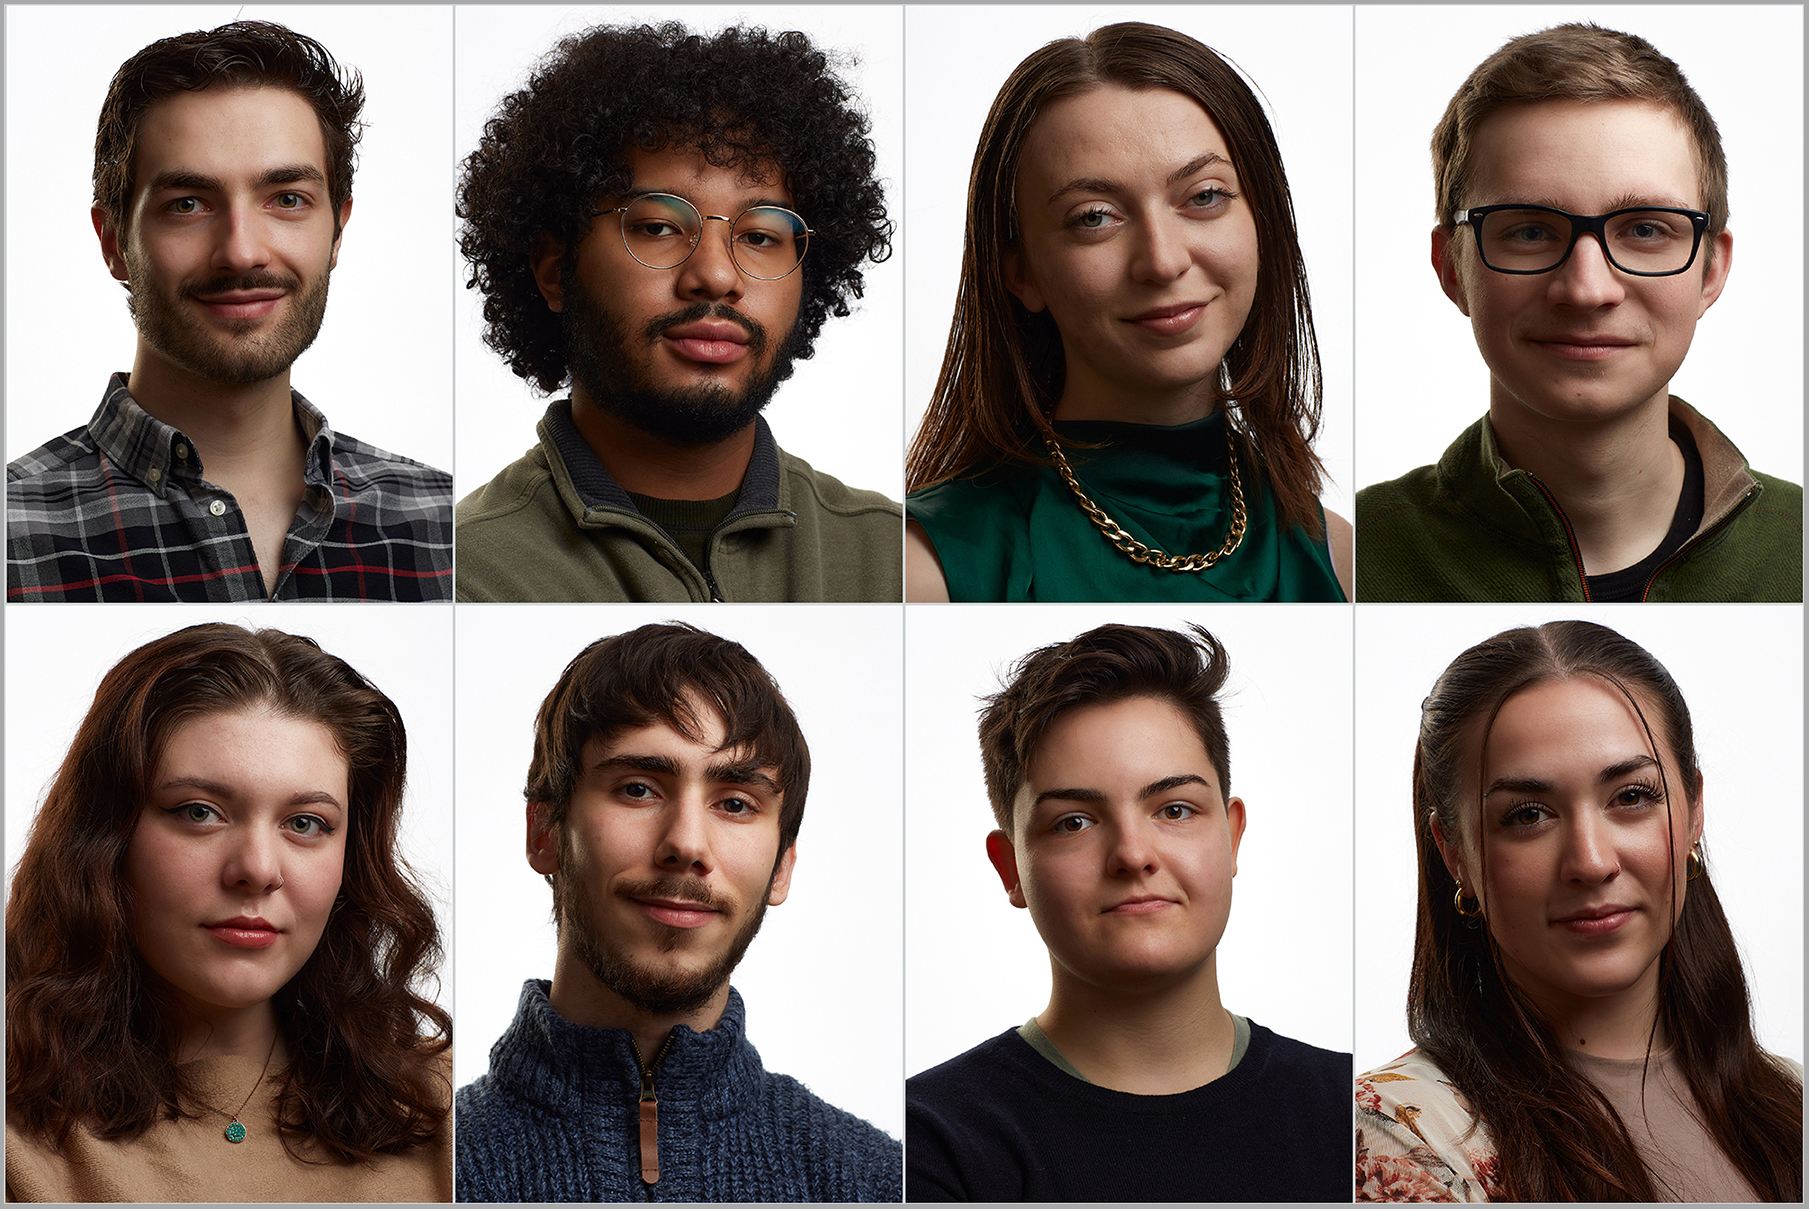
[328,196,353,270]
[984,829,1027,909]
[1224,796,1247,876]
[1431,225,1471,317]
[766,842,797,907]
[532,233,567,313]
[1002,247,1046,314]
[526,801,561,875]
[1429,811,1471,894]
[95,205,129,283]
[1696,229,1732,315]
[1688,772,1705,846]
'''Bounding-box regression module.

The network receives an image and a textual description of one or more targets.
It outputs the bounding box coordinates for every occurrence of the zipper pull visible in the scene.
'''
[632,1034,677,1186]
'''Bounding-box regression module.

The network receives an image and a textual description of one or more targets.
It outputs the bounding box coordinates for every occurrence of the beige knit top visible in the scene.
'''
[5,1052,452,1203]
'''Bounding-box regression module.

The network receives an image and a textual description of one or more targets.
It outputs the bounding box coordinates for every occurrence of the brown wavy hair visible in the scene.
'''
[1407,621,1801,1200]
[906,21,1325,535]
[6,624,449,1164]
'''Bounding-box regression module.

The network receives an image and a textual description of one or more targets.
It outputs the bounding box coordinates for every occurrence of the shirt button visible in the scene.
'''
[146,468,162,484]
[174,443,189,460]
[209,500,227,517]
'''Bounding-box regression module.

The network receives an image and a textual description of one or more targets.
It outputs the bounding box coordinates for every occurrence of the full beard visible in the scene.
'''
[561,266,798,447]
[555,868,772,1016]
[125,256,331,386]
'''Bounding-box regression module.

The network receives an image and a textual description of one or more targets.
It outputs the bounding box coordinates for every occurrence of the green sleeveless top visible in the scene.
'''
[907,413,1343,602]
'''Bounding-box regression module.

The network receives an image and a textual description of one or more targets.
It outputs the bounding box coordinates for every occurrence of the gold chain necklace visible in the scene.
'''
[1044,422,1247,572]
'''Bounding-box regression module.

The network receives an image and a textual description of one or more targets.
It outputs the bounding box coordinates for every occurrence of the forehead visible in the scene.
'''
[1465,98,1700,211]
[1019,85,1234,187]
[622,143,791,206]
[1476,677,1662,781]
[1023,696,1220,796]
[132,85,328,193]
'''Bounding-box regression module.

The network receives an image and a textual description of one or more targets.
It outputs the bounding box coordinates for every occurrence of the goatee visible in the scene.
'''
[125,258,329,385]
[561,266,798,447]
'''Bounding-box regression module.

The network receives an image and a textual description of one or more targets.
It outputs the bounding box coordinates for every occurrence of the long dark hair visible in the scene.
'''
[6,624,450,1163]
[1410,620,1801,1201]
[906,21,1325,535]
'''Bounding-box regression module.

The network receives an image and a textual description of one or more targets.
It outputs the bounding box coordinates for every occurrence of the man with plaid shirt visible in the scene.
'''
[6,22,451,602]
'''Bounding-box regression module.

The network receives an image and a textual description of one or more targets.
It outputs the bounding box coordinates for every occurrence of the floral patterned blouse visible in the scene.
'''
[1355,1050,1502,1202]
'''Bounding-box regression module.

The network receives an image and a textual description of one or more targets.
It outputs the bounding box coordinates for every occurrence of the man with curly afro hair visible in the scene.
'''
[453,22,903,603]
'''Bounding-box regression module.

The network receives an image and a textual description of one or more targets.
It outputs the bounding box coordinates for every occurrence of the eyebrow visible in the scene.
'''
[145,163,326,194]
[1490,192,1697,214]
[591,752,781,795]
[1483,754,1659,798]
[1032,772,1213,809]
[154,775,343,809]
[1046,153,1233,206]
[619,186,794,212]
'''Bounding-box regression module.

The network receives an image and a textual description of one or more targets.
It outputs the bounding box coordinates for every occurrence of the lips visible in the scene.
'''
[1104,894,1178,916]
[204,916,282,949]
[633,896,722,930]
[662,319,752,366]
[1125,302,1208,337]
[192,289,287,322]
[1555,903,1636,936]
[1530,333,1637,361]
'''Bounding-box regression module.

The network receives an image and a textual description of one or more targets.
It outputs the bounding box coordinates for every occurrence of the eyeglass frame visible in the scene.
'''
[1451,203,1711,278]
[589,192,814,281]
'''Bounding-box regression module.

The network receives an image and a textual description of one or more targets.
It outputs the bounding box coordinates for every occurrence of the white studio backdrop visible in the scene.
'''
[1354,5,1804,489]
[453,6,905,504]
[1353,605,1804,1074]
[903,6,1356,522]
[455,603,904,1140]
[905,603,1354,1077]
[3,604,457,1020]
[4,5,455,474]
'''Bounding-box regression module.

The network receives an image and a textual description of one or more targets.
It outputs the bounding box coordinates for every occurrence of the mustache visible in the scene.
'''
[615,875,725,911]
[642,302,767,356]
[181,270,300,299]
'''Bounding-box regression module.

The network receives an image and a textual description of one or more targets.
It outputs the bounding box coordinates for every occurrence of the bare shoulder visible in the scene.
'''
[1324,507,1354,601]
[905,521,951,603]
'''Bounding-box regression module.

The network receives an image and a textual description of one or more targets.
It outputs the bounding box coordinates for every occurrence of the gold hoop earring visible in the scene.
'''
[1686,841,1704,881]
[1453,882,1483,917]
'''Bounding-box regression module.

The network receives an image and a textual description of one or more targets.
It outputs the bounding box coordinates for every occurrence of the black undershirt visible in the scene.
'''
[627,488,740,574]
[1584,416,1705,602]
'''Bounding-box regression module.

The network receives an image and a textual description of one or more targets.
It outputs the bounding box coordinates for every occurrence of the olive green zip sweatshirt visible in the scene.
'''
[1355,398,1802,602]
[455,403,902,602]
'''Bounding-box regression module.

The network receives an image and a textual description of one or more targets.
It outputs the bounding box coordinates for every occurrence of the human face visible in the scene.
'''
[1005,85,1260,425]
[530,708,795,1016]
[987,696,1245,993]
[98,87,349,386]
[539,146,805,446]
[124,708,349,1026]
[1435,678,1701,1018]
[1434,100,1732,428]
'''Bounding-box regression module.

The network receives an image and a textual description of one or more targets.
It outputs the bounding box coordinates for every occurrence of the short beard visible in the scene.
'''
[553,865,772,1016]
[125,253,330,386]
[561,265,798,447]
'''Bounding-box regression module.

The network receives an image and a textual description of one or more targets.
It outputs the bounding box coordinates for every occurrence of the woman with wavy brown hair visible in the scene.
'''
[6,624,451,1202]
[905,21,1350,603]
[1356,621,1801,1201]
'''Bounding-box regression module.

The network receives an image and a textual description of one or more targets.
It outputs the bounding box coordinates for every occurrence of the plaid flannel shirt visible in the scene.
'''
[7,374,453,601]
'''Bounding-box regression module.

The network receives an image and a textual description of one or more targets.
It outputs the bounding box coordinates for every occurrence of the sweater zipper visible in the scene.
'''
[1524,473,1593,602]
[630,1032,678,1186]
[1637,482,1759,601]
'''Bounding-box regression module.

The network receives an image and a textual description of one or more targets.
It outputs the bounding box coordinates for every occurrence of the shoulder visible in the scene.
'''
[906,1031,1043,1202]
[1247,1021,1353,1090]
[7,426,100,487]
[750,1069,903,1201]
[1356,463,1447,521]
[1749,469,1804,520]
[907,1029,1035,1107]
[328,431,451,493]
[1356,1050,1500,1202]
[775,445,903,518]
[456,445,558,528]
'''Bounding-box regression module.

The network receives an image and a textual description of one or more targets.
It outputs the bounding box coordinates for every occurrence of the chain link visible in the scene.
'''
[1045,424,1247,572]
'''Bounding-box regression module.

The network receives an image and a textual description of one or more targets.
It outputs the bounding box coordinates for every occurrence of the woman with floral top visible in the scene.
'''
[1355,621,1801,1202]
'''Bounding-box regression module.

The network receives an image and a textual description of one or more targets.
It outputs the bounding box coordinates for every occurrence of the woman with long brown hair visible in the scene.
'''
[1355,620,1801,1201]
[904,21,1350,602]
[6,623,452,1201]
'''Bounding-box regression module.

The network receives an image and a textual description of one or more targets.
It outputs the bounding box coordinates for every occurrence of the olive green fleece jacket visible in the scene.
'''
[455,403,902,602]
[1355,398,1802,602]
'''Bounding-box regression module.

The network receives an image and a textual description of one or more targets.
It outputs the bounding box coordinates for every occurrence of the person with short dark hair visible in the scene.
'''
[455,623,901,1202]
[454,23,902,603]
[1356,24,1802,602]
[6,21,453,602]
[906,624,1348,1201]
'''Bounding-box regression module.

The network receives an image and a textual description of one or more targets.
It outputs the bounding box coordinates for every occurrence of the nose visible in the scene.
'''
[212,200,273,275]
[1106,818,1160,877]
[1562,811,1620,884]
[1130,213,1192,286]
[223,827,284,894]
[674,215,745,303]
[1545,232,1626,309]
[655,798,712,873]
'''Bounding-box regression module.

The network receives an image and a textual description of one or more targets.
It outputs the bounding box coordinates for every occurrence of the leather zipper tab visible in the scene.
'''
[638,1099,659,1184]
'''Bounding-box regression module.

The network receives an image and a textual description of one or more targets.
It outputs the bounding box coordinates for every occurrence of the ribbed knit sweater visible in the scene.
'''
[455,981,901,1202]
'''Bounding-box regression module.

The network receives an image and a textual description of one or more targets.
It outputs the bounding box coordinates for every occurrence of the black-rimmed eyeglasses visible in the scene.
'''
[591,193,813,281]
[1453,204,1711,277]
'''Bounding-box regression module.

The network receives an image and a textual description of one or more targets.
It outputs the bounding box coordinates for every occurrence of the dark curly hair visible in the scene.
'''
[6,624,449,1165]
[93,21,364,236]
[459,22,894,394]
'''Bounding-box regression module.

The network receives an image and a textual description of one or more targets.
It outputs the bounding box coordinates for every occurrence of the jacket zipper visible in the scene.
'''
[630,1032,678,1186]
[1638,483,1759,601]
[1524,474,1593,602]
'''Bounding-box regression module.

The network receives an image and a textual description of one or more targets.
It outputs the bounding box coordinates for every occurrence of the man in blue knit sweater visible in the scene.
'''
[455,623,901,1201]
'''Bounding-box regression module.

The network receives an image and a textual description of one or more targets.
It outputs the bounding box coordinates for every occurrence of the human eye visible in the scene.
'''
[1611,779,1664,809]
[1613,212,1683,245]
[716,795,761,818]
[1049,813,1095,835]
[164,801,221,824]
[283,814,335,838]
[272,191,308,211]
[1063,206,1120,234]
[1498,801,1553,829]
[618,780,659,801]
[165,197,203,216]
[1184,186,1237,212]
[1157,802,1199,821]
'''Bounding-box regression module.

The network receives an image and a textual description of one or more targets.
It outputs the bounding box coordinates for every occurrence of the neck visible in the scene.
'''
[1488,390,1683,575]
[570,388,755,501]
[169,996,284,1065]
[1035,953,1234,1095]
[547,946,731,1069]
[1051,363,1221,427]
[127,346,302,465]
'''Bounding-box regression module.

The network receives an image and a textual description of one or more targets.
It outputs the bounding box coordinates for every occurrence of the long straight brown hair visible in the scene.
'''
[6,624,450,1163]
[1410,621,1801,1201]
[905,21,1325,535]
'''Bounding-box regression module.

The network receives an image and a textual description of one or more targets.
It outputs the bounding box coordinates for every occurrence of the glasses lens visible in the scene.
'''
[731,207,809,280]
[620,195,701,269]
[1475,208,1575,272]
[1476,207,1698,274]
[1601,209,1699,274]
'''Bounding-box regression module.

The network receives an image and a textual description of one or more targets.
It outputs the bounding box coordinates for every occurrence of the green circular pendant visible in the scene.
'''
[225,1121,247,1144]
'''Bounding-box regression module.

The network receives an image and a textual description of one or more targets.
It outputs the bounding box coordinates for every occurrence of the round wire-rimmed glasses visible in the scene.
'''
[591,192,813,281]
[1453,203,1711,277]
